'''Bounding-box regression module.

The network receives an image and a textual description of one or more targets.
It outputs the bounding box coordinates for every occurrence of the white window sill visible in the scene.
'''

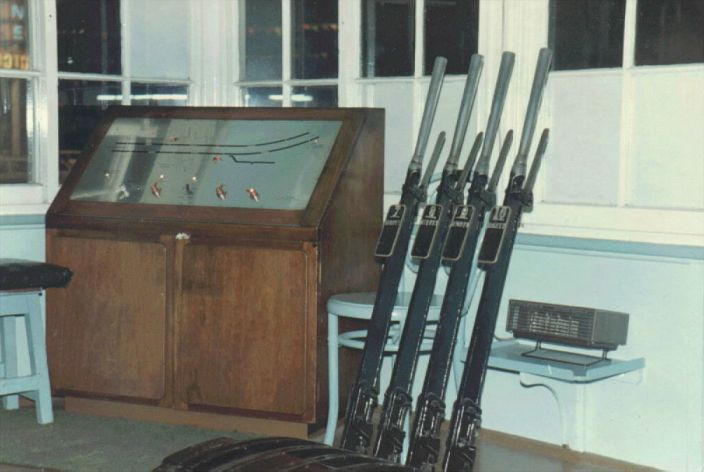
[0,185,51,217]
[0,203,50,217]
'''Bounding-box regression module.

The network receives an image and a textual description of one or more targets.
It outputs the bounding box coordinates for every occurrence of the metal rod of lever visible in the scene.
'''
[420,132,447,191]
[457,132,484,189]
[410,57,448,173]
[487,130,514,193]
[511,48,552,178]
[445,54,484,171]
[523,128,549,193]
[474,51,515,177]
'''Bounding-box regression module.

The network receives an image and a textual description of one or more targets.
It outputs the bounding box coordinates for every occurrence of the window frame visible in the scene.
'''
[2,0,702,246]
[0,0,58,214]
[526,0,704,246]
[0,0,194,216]
[55,0,192,178]
[231,0,340,108]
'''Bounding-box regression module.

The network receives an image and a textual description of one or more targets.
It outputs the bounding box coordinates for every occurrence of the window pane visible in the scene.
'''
[0,0,30,70]
[130,83,188,106]
[242,86,283,107]
[56,0,121,74]
[0,77,30,183]
[424,0,478,75]
[291,85,337,107]
[635,0,704,66]
[363,0,415,77]
[292,0,338,79]
[58,80,120,182]
[549,0,625,71]
[244,0,282,81]
[127,0,190,79]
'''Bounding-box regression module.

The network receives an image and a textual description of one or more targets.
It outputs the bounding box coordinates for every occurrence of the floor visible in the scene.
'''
[0,405,659,472]
[0,406,254,471]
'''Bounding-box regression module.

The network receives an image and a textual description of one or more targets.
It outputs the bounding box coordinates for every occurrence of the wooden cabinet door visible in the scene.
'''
[46,234,168,402]
[176,241,317,420]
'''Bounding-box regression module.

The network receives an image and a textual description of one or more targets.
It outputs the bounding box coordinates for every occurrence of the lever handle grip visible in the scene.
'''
[475,51,515,176]
[410,57,448,173]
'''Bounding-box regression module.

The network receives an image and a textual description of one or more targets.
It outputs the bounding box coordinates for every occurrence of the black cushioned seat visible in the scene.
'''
[0,259,73,291]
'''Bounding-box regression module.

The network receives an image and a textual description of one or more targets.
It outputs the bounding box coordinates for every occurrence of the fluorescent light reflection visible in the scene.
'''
[266,94,314,102]
[97,94,188,102]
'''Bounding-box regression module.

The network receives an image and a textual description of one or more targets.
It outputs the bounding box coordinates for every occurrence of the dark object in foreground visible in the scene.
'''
[154,437,411,471]
[0,259,73,290]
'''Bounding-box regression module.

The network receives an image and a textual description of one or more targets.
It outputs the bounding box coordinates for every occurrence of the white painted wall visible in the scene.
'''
[476,245,704,471]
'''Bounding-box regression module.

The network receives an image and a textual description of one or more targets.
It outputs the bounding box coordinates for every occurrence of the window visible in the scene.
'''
[56,0,190,182]
[362,0,415,77]
[543,0,704,235]
[0,0,32,184]
[362,0,479,77]
[424,0,478,75]
[239,0,338,107]
[549,0,625,71]
[635,0,704,66]
[549,0,704,70]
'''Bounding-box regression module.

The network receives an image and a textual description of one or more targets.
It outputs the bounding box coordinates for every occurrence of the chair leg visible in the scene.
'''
[324,314,339,446]
[1,315,20,410]
[25,294,53,424]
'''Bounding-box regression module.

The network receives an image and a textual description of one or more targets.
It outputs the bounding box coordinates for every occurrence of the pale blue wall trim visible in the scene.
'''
[0,214,45,226]
[0,215,46,261]
[516,234,704,261]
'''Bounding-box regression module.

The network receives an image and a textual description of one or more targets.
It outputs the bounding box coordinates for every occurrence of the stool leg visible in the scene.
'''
[324,313,339,446]
[25,294,53,424]
[1,315,20,410]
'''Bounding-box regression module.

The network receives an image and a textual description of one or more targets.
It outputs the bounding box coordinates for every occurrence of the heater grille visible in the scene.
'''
[507,300,628,350]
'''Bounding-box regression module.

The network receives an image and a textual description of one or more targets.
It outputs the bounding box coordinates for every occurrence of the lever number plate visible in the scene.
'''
[411,204,443,259]
[478,206,512,267]
[375,204,407,258]
[442,204,476,262]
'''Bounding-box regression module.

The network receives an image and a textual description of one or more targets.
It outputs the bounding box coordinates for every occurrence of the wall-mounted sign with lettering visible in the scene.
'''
[0,0,30,70]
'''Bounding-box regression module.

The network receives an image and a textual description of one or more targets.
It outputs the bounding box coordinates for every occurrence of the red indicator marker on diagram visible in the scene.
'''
[151,182,162,198]
[216,184,227,200]
[246,188,259,202]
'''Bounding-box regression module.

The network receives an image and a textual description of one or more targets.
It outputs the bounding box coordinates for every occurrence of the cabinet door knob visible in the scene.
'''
[175,232,191,240]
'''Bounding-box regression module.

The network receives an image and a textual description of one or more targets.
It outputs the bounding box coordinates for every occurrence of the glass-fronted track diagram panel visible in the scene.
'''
[71,117,342,210]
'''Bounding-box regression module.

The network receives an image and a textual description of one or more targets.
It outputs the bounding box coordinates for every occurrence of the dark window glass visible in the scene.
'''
[292,85,337,107]
[58,80,120,182]
[0,78,30,183]
[56,0,121,74]
[245,0,282,81]
[242,86,283,107]
[363,0,415,77]
[635,0,704,66]
[0,0,31,70]
[424,0,478,75]
[549,0,626,71]
[292,0,338,79]
[130,83,188,106]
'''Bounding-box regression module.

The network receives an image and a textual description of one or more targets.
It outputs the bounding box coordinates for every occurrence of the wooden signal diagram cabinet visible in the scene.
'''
[46,106,383,436]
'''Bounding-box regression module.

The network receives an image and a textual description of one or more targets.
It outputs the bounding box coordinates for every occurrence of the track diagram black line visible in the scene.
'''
[111,149,264,156]
[267,135,320,153]
[114,132,310,149]
[229,156,275,165]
